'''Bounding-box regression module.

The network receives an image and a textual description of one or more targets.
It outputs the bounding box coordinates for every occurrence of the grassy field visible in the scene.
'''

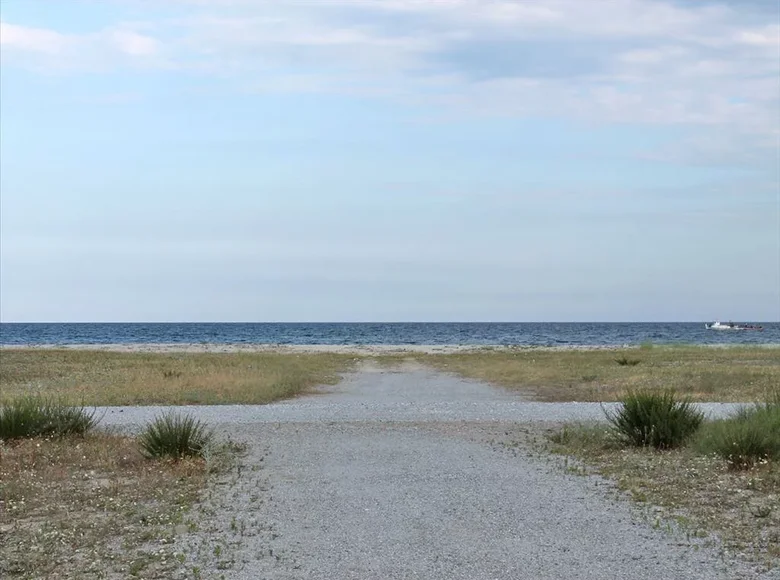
[0,433,214,578]
[0,349,357,405]
[2,346,777,405]
[544,422,779,572]
[419,346,780,401]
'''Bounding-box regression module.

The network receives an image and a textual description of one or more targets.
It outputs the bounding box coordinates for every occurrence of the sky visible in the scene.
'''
[0,0,778,323]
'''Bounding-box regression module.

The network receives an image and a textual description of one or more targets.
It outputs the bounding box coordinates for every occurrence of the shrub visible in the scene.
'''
[696,395,780,470]
[615,356,641,366]
[0,396,99,440]
[138,412,213,459]
[604,390,704,449]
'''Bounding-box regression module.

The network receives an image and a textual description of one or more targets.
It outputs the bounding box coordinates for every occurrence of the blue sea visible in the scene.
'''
[0,322,778,347]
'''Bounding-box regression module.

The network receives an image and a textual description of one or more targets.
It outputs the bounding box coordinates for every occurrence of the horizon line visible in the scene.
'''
[1,320,776,325]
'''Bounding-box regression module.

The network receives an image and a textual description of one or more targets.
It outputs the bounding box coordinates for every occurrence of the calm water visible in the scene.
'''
[1,322,778,347]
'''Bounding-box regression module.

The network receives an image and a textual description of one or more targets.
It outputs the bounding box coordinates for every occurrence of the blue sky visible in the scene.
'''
[1,0,778,322]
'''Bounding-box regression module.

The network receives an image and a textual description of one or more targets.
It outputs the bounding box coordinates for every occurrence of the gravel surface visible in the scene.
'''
[101,363,772,579]
[99,364,744,429]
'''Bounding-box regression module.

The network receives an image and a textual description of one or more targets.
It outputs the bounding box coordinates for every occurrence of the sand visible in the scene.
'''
[0,343,637,354]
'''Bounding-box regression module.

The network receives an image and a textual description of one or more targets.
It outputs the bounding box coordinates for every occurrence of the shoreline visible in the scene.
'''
[2,342,779,354]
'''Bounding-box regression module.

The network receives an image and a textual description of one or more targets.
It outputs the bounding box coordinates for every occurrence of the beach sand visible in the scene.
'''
[0,343,638,354]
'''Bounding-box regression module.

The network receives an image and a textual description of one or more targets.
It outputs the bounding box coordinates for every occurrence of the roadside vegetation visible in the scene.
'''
[547,389,780,572]
[138,412,214,459]
[0,349,357,405]
[421,345,780,401]
[0,395,99,439]
[0,399,238,578]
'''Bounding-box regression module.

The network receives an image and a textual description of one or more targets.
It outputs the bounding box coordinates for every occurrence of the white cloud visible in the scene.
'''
[0,21,163,70]
[1,0,778,163]
[734,25,780,48]
[0,22,70,54]
[109,29,161,56]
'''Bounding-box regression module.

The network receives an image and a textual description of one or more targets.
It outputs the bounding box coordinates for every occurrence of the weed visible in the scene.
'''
[695,399,780,470]
[138,412,213,459]
[0,396,99,440]
[604,390,704,449]
[549,423,618,452]
[545,418,779,571]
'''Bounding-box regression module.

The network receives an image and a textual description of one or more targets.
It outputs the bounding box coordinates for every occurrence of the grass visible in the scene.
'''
[0,433,212,578]
[604,390,704,449]
[0,349,357,405]
[546,422,779,571]
[0,396,99,440]
[696,399,780,470]
[0,394,245,577]
[546,392,780,571]
[418,346,780,401]
[4,346,777,405]
[139,412,214,459]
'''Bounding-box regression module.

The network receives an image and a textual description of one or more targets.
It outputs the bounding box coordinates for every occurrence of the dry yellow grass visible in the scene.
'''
[418,346,780,402]
[0,434,208,578]
[0,349,357,405]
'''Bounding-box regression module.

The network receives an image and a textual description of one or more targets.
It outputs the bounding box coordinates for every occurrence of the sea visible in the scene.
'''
[0,322,778,347]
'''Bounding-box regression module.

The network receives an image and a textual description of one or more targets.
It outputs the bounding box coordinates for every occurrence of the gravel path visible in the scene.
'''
[102,363,769,579]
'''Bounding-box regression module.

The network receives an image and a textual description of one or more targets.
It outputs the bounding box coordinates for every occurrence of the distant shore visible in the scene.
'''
[2,342,778,354]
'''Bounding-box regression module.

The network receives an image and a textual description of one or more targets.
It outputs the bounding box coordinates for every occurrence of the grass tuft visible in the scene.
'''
[548,423,620,453]
[696,392,780,470]
[0,396,98,440]
[138,412,214,459]
[615,356,641,366]
[604,390,704,449]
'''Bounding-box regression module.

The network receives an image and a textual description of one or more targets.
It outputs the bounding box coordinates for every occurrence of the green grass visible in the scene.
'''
[604,390,704,449]
[696,394,780,469]
[0,395,99,440]
[138,412,214,459]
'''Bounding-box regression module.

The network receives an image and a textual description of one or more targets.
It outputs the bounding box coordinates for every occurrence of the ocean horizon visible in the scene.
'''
[1,322,778,347]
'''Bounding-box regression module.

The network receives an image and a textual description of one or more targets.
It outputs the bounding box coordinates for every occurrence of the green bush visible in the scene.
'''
[138,412,213,459]
[604,390,704,449]
[0,396,99,440]
[615,356,641,366]
[696,396,780,470]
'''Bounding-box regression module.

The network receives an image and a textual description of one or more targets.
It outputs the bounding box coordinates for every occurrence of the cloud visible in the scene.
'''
[0,21,163,70]
[734,24,780,48]
[1,0,778,163]
[109,29,160,56]
[0,22,70,54]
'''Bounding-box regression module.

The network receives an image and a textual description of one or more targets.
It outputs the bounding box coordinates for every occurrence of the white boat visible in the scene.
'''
[705,321,763,331]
